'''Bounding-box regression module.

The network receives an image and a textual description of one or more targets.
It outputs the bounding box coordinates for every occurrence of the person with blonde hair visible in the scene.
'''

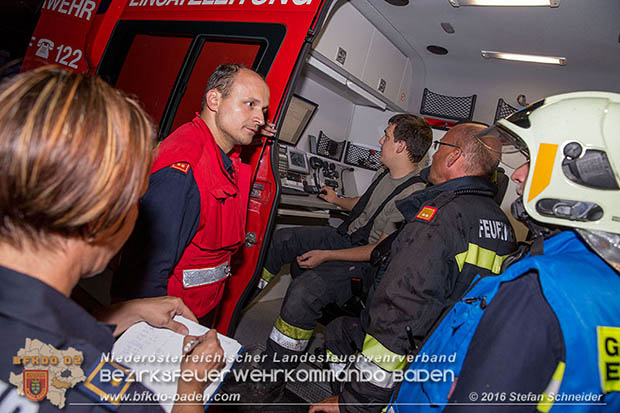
[0,66,224,412]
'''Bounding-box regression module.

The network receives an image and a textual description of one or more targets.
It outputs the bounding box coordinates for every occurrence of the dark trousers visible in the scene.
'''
[324,316,366,358]
[264,226,354,275]
[263,226,372,370]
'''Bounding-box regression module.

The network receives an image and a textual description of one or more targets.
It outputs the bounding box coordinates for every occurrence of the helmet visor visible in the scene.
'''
[474,125,530,170]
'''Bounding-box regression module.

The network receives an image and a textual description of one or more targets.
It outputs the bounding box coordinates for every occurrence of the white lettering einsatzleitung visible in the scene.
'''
[128,0,312,7]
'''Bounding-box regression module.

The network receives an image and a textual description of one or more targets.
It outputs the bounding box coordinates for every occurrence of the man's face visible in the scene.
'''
[214,69,270,148]
[511,162,530,196]
[428,131,459,185]
[379,123,398,165]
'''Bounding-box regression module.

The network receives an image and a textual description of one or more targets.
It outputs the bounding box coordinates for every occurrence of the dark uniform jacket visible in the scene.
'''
[340,175,517,412]
[0,266,163,412]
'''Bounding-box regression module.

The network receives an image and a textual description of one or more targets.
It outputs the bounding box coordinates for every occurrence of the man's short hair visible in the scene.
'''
[202,63,263,109]
[0,66,154,248]
[452,124,501,178]
[388,114,432,163]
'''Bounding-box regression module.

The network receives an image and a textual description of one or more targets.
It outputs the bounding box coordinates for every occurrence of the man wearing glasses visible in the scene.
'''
[312,123,517,413]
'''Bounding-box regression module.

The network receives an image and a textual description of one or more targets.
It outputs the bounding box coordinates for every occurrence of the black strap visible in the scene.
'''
[530,236,545,256]
[349,174,426,245]
[337,170,390,236]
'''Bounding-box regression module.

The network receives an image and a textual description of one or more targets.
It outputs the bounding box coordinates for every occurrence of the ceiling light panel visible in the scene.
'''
[450,0,559,7]
[481,50,566,65]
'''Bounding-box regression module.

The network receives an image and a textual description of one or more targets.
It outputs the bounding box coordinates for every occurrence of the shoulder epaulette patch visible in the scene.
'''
[77,360,134,411]
[416,206,437,222]
[170,162,190,173]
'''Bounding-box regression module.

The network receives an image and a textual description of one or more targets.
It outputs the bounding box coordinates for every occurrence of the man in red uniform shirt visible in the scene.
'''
[114,64,274,320]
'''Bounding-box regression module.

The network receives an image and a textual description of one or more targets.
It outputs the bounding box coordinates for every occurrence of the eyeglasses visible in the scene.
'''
[433,140,462,151]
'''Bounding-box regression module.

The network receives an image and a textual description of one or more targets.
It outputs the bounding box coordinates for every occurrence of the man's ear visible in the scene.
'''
[446,149,461,168]
[395,139,406,154]
[205,89,221,112]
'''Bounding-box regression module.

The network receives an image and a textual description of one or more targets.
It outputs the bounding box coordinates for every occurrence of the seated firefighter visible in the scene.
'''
[230,114,433,401]
[388,91,620,413]
[311,123,518,413]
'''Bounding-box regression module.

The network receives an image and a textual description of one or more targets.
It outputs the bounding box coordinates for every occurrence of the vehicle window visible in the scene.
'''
[97,20,284,138]
[116,34,192,127]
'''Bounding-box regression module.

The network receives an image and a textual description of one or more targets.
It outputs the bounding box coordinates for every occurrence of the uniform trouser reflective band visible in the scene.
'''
[455,243,508,274]
[258,268,276,289]
[354,355,396,389]
[182,262,230,288]
[326,349,343,363]
[361,334,407,372]
[269,316,313,352]
[326,349,347,373]
[537,361,565,413]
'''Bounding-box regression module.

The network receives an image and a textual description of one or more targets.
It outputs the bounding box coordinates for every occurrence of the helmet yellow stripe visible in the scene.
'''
[528,143,558,202]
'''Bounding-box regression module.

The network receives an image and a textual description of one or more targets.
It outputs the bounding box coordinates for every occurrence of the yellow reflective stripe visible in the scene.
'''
[529,143,558,202]
[261,268,276,282]
[537,361,565,413]
[325,349,341,363]
[455,243,508,274]
[361,334,407,372]
[274,316,313,340]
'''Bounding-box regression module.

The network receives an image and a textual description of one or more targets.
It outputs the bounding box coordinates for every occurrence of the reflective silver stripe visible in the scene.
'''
[328,362,347,374]
[182,262,230,288]
[257,278,269,289]
[268,327,309,352]
[355,355,396,389]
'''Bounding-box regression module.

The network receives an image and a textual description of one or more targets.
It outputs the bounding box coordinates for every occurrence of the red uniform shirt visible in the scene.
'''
[151,115,251,317]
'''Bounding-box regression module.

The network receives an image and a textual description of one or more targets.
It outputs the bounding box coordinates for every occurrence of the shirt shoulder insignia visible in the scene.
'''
[416,206,438,222]
[77,359,135,411]
[170,162,190,174]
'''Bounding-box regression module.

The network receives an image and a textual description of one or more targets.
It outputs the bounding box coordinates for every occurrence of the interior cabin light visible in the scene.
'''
[481,50,566,66]
[450,0,559,7]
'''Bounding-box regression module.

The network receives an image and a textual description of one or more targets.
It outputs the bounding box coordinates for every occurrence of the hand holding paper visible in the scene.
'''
[112,315,243,412]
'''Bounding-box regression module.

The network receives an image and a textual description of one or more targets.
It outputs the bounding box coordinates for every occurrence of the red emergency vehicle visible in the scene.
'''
[23,0,332,335]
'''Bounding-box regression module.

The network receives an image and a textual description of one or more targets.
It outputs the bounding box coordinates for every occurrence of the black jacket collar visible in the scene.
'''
[396,172,497,221]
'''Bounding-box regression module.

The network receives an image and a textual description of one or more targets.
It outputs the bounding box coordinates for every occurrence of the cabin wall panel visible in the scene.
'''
[293,76,354,154]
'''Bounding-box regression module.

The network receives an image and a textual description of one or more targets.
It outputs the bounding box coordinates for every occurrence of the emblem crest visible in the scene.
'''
[24,370,48,402]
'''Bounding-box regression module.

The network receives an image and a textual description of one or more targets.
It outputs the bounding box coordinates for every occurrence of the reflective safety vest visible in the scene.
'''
[388,230,620,412]
[152,115,251,318]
